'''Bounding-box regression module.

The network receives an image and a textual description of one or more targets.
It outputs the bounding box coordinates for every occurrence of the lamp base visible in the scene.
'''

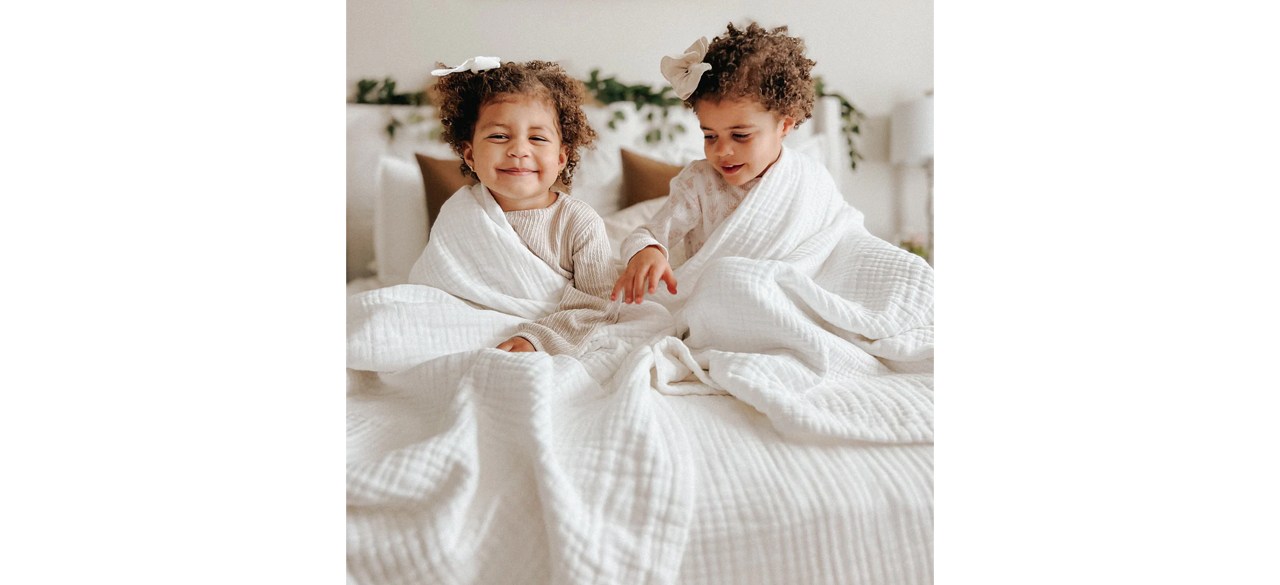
[926,158,933,266]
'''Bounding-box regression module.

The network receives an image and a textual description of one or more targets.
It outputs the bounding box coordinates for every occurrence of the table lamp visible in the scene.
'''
[890,91,934,263]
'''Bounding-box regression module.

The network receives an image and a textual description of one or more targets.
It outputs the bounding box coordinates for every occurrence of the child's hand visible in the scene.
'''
[611,246,677,304]
[497,336,536,352]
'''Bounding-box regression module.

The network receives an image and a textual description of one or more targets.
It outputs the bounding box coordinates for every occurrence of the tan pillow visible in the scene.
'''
[415,154,477,228]
[620,148,684,208]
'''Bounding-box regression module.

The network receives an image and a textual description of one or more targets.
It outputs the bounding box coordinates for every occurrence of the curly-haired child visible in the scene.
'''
[423,58,616,355]
[611,22,820,303]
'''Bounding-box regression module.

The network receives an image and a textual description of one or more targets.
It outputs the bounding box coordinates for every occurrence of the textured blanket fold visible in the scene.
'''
[348,184,664,373]
[348,184,689,584]
[411,183,567,319]
[649,147,934,442]
[346,149,934,584]
[347,349,695,585]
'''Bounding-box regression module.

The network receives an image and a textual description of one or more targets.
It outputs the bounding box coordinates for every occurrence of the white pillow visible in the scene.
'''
[570,143,624,215]
[373,155,429,285]
[602,196,669,267]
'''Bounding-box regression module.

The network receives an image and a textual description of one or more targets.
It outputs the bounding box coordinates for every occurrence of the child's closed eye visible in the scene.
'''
[487,134,509,141]
[732,133,751,141]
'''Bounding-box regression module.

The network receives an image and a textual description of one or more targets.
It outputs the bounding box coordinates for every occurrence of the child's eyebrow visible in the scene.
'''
[701,124,758,131]
[479,122,555,133]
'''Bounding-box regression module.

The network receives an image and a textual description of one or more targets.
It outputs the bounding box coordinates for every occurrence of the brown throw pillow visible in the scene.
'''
[415,154,477,228]
[620,148,684,208]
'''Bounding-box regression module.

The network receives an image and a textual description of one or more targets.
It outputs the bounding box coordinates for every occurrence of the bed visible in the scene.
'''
[346,97,933,584]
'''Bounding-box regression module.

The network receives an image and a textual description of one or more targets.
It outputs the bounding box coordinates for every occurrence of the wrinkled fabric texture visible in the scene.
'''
[346,146,934,584]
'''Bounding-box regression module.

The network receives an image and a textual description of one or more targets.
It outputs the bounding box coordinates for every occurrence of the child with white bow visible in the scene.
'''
[611,22,823,304]
[428,58,617,355]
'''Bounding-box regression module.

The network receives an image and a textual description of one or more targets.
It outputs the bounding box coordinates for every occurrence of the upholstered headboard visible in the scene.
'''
[346,97,848,283]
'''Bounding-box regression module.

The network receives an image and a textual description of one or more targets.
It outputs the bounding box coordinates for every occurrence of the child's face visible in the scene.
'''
[695,98,795,187]
[463,94,568,212]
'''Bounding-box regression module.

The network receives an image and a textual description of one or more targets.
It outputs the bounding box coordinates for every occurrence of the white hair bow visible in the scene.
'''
[431,56,502,77]
[660,37,711,100]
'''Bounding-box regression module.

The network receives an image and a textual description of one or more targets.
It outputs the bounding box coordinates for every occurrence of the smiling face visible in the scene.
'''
[695,98,795,187]
[463,94,568,211]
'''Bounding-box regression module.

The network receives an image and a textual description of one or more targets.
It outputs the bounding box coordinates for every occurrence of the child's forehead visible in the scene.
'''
[479,93,560,120]
[695,97,777,127]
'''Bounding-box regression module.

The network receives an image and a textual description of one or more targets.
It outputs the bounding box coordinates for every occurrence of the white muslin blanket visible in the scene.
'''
[346,150,934,584]
[348,184,689,584]
[648,147,934,442]
[348,183,672,376]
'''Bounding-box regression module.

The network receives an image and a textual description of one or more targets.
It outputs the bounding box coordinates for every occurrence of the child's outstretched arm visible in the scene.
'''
[612,167,701,304]
[611,246,677,304]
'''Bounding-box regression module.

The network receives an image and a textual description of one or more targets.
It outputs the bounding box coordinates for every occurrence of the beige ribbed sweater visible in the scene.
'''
[505,194,618,356]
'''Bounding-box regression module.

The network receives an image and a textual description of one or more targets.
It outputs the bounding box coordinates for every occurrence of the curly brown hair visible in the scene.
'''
[431,60,597,186]
[688,22,816,127]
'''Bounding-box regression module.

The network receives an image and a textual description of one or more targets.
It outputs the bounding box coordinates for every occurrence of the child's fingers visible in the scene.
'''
[632,269,647,303]
[610,274,628,301]
[662,268,678,293]
[616,264,643,302]
[636,266,659,303]
[626,268,638,302]
[648,268,661,294]
[497,340,514,351]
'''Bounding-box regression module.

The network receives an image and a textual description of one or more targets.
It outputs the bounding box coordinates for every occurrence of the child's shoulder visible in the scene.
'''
[662,158,718,191]
[554,196,611,248]
[559,194,605,219]
[557,195,609,233]
[682,158,715,177]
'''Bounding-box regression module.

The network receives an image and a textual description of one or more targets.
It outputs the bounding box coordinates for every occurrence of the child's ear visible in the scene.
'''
[558,145,568,170]
[462,142,475,170]
[780,116,796,137]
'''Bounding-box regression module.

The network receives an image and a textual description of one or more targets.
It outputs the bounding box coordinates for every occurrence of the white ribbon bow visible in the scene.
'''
[660,37,712,100]
[431,56,502,77]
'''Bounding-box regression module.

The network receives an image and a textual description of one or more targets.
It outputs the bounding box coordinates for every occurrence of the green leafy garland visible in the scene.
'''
[353,72,866,171]
[582,69,688,144]
[353,78,429,138]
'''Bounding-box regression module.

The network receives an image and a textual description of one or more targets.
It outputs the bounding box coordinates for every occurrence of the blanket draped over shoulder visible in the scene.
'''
[648,149,934,441]
[346,148,934,584]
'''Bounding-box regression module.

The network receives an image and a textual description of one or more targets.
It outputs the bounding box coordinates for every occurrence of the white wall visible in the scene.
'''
[347,0,933,273]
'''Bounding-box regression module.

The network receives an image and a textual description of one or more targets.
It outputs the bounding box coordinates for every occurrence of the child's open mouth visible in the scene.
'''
[720,164,744,174]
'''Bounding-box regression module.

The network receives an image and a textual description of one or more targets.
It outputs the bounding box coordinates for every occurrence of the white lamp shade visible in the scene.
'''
[890,94,933,166]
